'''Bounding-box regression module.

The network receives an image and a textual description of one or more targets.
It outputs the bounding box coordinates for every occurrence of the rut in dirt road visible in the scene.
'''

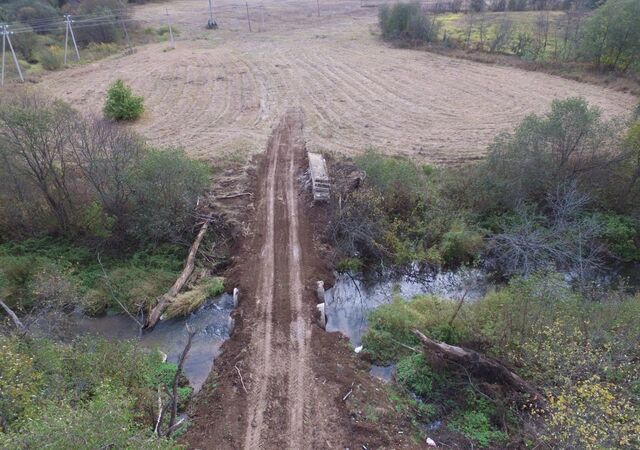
[244,108,310,449]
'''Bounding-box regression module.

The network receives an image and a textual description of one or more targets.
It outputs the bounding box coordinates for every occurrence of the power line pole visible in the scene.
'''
[166,8,175,48]
[316,0,320,17]
[1,25,5,87]
[1,25,23,85]
[245,2,252,32]
[64,15,80,64]
[207,0,218,29]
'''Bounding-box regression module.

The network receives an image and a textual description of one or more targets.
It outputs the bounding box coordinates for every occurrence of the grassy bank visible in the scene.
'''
[360,274,640,448]
[0,335,187,448]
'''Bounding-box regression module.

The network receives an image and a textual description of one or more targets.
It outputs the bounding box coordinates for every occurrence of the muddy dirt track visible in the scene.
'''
[185,110,411,449]
[40,0,635,164]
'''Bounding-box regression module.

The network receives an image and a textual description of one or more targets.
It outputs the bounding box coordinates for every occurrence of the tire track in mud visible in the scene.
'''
[243,112,279,450]
[243,108,308,449]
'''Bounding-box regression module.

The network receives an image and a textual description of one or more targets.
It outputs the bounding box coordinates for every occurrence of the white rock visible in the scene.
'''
[426,437,437,447]
[354,345,363,353]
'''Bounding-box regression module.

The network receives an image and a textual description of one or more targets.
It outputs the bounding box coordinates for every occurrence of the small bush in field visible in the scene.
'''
[378,2,440,45]
[39,46,63,71]
[103,79,144,121]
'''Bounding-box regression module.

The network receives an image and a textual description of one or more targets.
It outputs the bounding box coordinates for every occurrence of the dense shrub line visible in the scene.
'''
[0,89,213,315]
[0,89,208,244]
[381,1,640,74]
[330,97,640,279]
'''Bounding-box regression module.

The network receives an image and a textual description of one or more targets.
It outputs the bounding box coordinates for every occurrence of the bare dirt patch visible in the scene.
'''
[38,0,635,165]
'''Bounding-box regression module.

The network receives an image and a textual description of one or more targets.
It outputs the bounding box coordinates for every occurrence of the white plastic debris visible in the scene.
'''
[354,345,363,353]
[426,437,437,447]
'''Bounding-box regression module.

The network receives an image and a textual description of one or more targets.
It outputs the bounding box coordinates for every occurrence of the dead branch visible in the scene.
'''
[413,330,546,410]
[166,325,196,437]
[0,298,27,334]
[235,364,248,394]
[145,220,210,329]
[216,192,253,199]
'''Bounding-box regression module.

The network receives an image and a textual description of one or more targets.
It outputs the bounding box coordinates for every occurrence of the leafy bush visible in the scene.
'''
[0,335,181,448]
[0,383,176,449]
[127,149,210,243]
[378,2,440,45]
[396,353,441,397]
[581,0,640,71]
[449,392,507,448]
[593,213,640,261]
[336,257,363,273]
[103,79,145,121]
[0,238,185,315]
[547,376,640,449]
[39,45,63,70]
[362,296,470,363]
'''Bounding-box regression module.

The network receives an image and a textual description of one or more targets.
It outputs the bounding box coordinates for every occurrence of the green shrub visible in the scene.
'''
[126,149,210,243]
[362,296,470,363]
[205,277,225,297]
[0,383,176,449]
[336,257,363,273]
[449,410,506,448]
[581,0,640,71]
[378,2,440,45]
[593,213,640,261]
[39,45,63,70]
[436,220,484,267]
[396,353,441,397]
[448,390,507,448]
[103,79,145,121]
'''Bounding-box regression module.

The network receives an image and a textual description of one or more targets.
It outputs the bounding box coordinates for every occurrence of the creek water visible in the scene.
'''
[325,269,487,347]
[39,293,235,393]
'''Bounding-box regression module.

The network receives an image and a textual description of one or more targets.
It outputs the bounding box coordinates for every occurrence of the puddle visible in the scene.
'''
[369,364,395,383]
[36,293,234,393]
[325,269,487,347]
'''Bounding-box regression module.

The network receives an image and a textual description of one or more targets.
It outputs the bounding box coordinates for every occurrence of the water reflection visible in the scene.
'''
[325,270,487,346]
[43,293,234,393]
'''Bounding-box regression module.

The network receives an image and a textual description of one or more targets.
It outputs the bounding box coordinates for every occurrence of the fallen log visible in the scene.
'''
[0,298,27,334]
[413,330,546,410]
[144,220,210,329]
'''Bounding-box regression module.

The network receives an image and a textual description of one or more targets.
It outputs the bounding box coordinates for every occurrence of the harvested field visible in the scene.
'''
[40,0,635,165]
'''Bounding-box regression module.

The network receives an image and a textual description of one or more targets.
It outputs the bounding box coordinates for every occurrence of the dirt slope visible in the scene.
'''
[184,110,416,449]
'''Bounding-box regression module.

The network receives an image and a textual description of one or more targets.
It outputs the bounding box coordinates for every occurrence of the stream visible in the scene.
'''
[36,293,235,393]
[325,269,488,347]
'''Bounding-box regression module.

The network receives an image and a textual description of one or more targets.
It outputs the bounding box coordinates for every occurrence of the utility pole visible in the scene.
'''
[1,25,23,86]
[207,0,218,29]
[317,0,320,17]
[245,2,252,32]
[166,8,175,48]
[64,15,80,64]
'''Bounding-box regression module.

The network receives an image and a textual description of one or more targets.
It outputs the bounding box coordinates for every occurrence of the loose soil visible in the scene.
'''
[185,110,418,449]
[39,0,635,164]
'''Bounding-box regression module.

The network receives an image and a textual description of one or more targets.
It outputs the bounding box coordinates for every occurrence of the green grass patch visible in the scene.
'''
[0,237,185,314]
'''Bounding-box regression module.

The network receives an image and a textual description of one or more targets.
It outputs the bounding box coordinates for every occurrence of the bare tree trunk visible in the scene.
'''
[413,330,546,409]
[145,220,210,329]
[166,326,195,437]
[0,298,27,334]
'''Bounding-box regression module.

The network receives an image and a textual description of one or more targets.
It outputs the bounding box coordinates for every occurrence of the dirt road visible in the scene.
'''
[185,110,416,449]
[239,108,310,449]
[185,110,335,448]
